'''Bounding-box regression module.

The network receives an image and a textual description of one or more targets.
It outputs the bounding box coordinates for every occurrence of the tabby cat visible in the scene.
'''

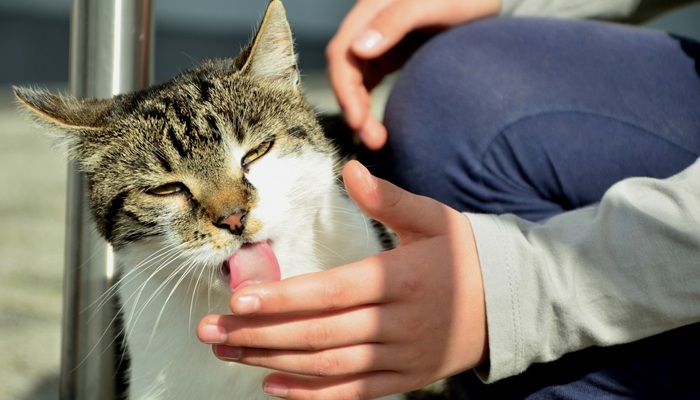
[15,1,403,399]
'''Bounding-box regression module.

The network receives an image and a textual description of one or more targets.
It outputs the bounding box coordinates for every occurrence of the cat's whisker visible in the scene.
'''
[125,242,196,339]
[86,243,183,319]
[133,259,195,342]
[130,253,193,324]
[308,239,347,262]
[105,247,190,333]
[207,262,214,313]
[87,254,180,325]
[146,257,201,351]
[112,248,222,355]
[188,255,211,331]
[311,240,347,261]
[86,250,205,368]
[126,244,190,314]
[72,295,137,373]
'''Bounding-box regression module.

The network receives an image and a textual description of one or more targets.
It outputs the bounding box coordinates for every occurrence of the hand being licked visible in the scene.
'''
[197,161,488,400]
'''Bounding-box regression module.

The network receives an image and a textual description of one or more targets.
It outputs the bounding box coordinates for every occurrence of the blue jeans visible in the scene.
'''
[363,17,700,399]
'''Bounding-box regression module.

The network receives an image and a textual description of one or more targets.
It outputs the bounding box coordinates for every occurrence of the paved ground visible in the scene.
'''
[0,85,66,400]
[0,74,392,400]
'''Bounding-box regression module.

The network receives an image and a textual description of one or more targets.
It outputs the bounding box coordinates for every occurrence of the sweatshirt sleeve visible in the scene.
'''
[499,0,697,22]
[467,157,700,383]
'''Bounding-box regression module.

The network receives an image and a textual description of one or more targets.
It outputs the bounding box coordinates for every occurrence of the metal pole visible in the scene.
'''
[61,1,154,399]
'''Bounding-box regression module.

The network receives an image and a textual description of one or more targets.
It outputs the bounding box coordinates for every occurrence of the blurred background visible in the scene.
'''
[1,1,699,399]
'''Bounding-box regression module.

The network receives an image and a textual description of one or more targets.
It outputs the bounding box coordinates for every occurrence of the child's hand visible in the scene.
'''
[198,161,488,399]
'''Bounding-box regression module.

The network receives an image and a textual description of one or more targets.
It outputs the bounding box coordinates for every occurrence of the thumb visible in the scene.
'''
[343,160,449,239]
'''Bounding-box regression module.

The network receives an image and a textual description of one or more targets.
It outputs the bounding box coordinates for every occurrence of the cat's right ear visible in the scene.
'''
[13,86,113,132]
[239,0,300,89]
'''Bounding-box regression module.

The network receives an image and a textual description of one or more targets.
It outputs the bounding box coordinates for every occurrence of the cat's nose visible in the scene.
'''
[215,211,248,235]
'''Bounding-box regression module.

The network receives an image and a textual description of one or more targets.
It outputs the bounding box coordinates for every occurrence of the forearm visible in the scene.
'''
[499,0,696,22]
[468,157,700,383]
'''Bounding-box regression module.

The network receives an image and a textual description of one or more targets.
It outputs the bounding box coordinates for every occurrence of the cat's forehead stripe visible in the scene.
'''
[170,100,194,139]
[194,75,216,103]
[286,126,307,139]
[165,124,189,158]
[104,191,128,242]
[205,115,223,142]
[155,150,173,173]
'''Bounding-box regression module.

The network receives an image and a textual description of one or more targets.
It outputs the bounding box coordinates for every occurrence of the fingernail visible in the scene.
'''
[199,324,227,344]
[233,295,260,315]
[264,382,289,398]
[357,161,378,191]
[354,29,382,51]
[215,345,243,361]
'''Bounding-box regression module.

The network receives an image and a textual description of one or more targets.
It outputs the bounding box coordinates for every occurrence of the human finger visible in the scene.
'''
[262,370,415,400]
[213,342,398,378]
[325,45,372,132]
[357,112,387,151]
[352,0,501,58]
[351,0,431,58]
[326,0,392,132]
[351,0,453,58]
[226,253,395,316]
[199,304,397,350]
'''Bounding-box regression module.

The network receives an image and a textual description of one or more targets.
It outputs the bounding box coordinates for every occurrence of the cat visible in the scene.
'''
[14,1,409,399]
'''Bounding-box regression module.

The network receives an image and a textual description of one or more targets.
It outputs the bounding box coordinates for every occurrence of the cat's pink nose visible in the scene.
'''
[216,211,247,235]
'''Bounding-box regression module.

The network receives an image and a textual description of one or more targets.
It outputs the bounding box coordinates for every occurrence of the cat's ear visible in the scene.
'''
[14,86,115,160]
[240,0,300,89]
[13,86,113,131]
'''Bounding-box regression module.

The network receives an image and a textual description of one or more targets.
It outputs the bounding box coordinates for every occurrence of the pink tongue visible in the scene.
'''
[227,242,281,292]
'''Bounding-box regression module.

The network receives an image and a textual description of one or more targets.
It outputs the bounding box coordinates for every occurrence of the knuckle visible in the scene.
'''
[345,386,365,400]
[383,184,404,211]
[242,348,270,368]
[314,352,340,377]
[399,313,424,333]
[321,277,347,309]
[238,327,258,347]
[323,387,364,400]
[303,322,331,350]
[398,275,425,298]
[375,5,404,29]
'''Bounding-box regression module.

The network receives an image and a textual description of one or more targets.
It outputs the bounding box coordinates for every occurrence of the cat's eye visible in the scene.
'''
[147,182,187,196]
[242,140,274,170]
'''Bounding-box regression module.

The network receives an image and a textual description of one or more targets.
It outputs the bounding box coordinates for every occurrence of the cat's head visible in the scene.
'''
[15,1,337,289]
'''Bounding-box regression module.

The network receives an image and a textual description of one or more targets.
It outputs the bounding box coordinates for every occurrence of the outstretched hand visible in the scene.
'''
[197,161,487,400]
[327,0,501,150]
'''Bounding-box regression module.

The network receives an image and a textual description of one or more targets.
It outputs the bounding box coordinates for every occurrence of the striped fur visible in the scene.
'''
[15,2,404,400]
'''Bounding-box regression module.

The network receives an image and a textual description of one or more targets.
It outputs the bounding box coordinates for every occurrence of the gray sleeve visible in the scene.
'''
[466,157,700,383]
[500,0,697,22]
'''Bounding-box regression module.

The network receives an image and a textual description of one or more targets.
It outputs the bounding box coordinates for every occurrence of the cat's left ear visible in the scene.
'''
[240,0,300,89]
